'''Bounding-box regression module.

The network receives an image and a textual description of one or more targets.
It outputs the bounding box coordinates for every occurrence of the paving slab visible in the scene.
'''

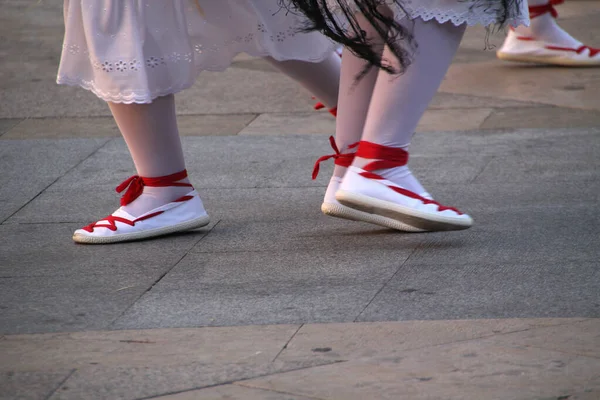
[481,106,600,131]
[1,117,120,139]
[357,260,600,322]
[489,319,600,359]
[191,217,424,254]
[1,325,300,371]
[441,61,600,111]
[153,384,316,400]
[241,336,600,400]
[0,274,158,334]
[473,152,599,184]
[439,180,600,213]
[177,114,258,136]
[408,205,599,263]
[1,320,597,400]
[277,319,586,363]
[4,185,322,226]
[239,112,336,136]
[0,119,23,137]
[427,92,544,110]
[0,138,109,223]
[0,371,74,400]
[46,360,334,400]
[410,127,600,157]
[112,250,403,329]
[0,223,209,278]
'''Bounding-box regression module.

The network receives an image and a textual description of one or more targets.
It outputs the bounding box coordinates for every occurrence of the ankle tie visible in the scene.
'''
[529,0,563,19]
[116,169,192,206]
[354,141,462,214]
[312,136,358,179]
[356,141,409,172]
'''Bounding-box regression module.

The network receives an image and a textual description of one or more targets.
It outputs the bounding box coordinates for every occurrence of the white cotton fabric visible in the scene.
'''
[57,0,337,103]
[325,0,530,28]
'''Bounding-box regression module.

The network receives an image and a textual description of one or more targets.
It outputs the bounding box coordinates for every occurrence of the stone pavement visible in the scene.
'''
[1,1,599,399]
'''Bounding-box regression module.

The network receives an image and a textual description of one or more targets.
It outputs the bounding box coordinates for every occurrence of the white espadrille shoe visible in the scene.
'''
[73,170,210,244]
[497,1,600,67]
[313,136,424,232]
[334,141,472,232]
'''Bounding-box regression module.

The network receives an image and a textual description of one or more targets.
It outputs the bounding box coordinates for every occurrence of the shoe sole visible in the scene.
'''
[321,202,424,232]
[336,191,472,232]
[72,215,211,244]
[497,51,600,66]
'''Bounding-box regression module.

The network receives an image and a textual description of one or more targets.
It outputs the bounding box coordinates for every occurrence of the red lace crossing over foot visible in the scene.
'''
[545,44,600,57]
[81,193,193,233]
[355,141,463,215]
[312,136,359,179]
[116,169,193,206]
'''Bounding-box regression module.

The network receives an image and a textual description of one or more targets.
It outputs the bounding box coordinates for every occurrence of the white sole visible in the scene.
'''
[497,51,600,67]
[73,214,210,244]
[321,202,424,232]
[336,190,472,232]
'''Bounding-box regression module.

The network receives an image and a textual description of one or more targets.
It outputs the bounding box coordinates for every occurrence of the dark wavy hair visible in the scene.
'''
[281,0,523,76]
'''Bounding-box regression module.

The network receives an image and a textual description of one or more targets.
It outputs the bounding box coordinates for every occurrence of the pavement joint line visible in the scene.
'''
[43,368,77,400]
[478,108,496,129]
[0,118,25,138]
[240,112,261,132]
[469,155,496,183]
[107,220,222,329]
[272,324,304,362]
[353,240,425,323]
[134,360,344,400]
[0,137,113,225]
[233,383,328,400]
[359,318,597,356]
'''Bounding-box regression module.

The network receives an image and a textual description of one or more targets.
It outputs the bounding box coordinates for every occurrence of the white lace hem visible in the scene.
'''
[323,1,530,28]
[57,49,336,104]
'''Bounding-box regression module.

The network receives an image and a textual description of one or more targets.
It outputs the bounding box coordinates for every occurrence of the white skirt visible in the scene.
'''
[57,0,337,104]
[322,0,529,27]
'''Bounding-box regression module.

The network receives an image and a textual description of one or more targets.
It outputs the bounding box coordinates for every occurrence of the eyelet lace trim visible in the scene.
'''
[320,0,529,28]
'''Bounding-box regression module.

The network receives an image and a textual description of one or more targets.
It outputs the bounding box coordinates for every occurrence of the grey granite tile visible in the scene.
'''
[113,250,405,329]
[0,371,73,400]
[406,206,599,264]
[0,223,209,278]
[0,274,158,334]
[192,217,424,254]
[0,139,109,222]
[358,261,600,322]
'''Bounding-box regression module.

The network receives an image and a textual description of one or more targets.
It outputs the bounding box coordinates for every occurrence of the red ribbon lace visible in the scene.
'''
[116,169,192,206]
[356,141,462,214]
[312,136,359,180]
[528,0,563,19]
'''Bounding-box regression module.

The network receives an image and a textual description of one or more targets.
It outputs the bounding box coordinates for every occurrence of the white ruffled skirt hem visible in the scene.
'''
[57,0,337,103]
